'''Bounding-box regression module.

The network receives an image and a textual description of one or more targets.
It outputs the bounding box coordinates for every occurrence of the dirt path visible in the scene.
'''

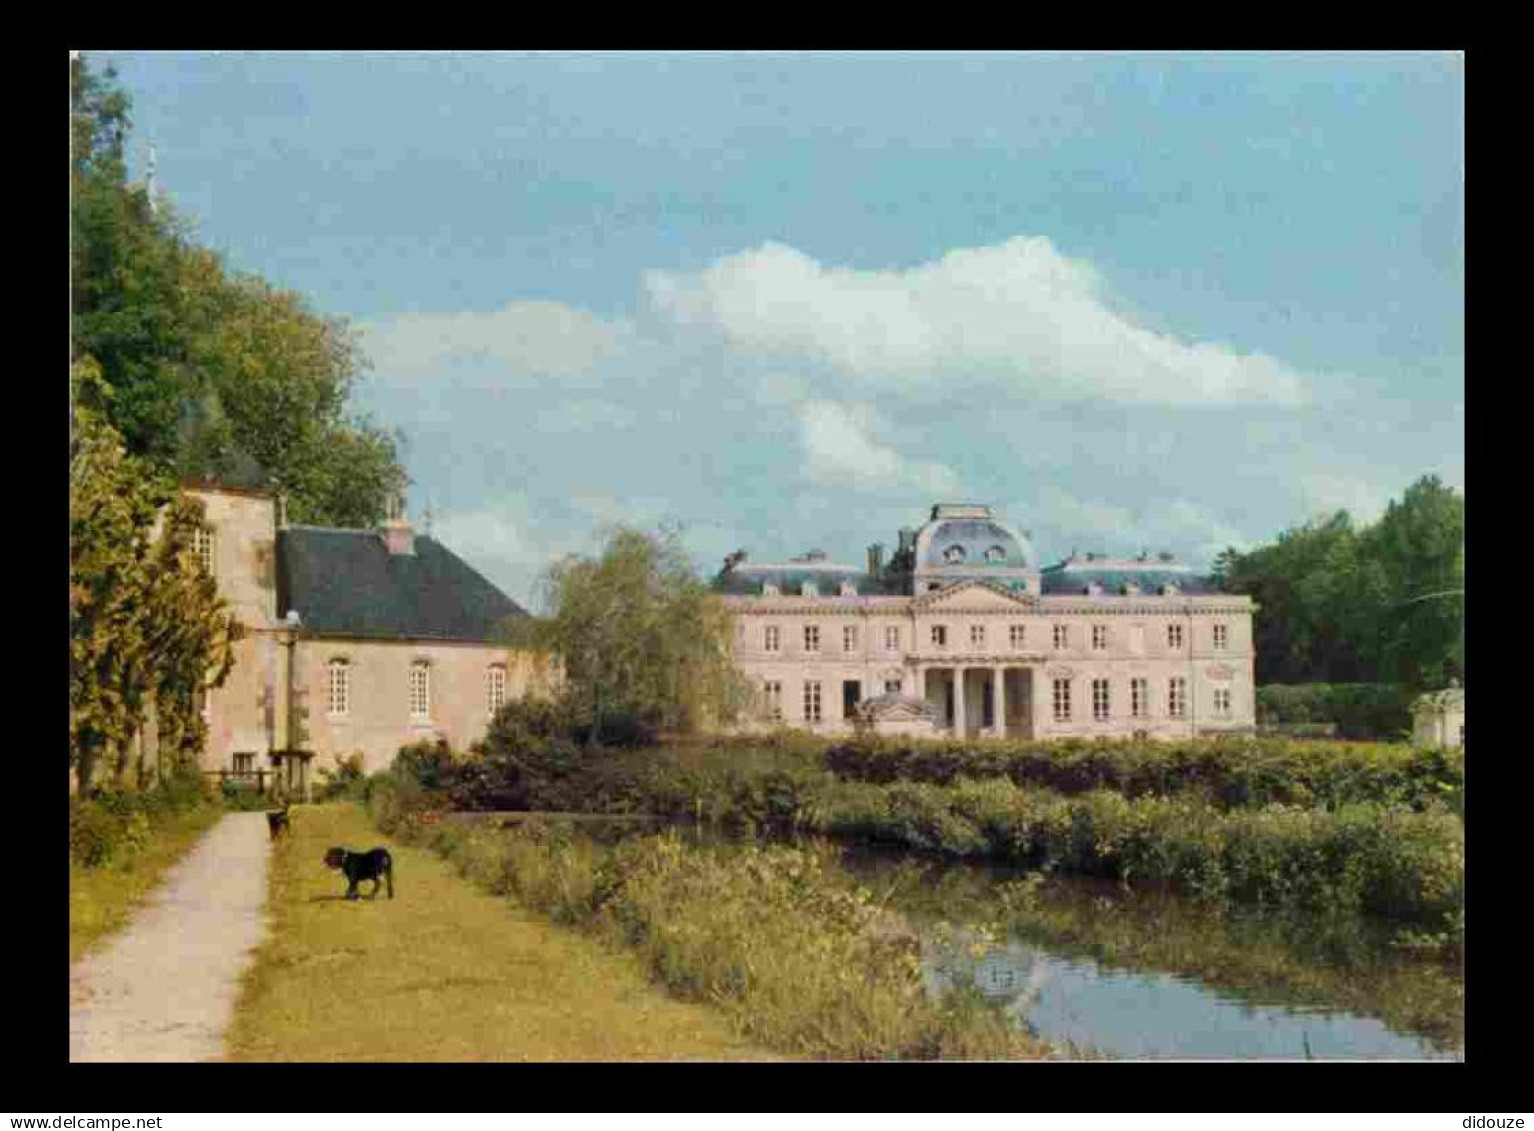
[69,811,270,1062]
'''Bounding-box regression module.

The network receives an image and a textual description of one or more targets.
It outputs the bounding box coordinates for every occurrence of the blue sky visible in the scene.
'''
[98,51,1464,609]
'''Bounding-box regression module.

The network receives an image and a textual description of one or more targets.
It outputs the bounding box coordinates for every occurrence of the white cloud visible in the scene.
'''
[646,237,1311,406]
[359,300,622,380]
[433,495,599,610]
[1297,470,1398,525]
[797,400,960,495]
[1029,486,1250,567]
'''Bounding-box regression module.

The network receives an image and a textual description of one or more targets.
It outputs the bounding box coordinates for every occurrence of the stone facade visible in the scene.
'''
[720,504,1256,740]
[187,484,549,780]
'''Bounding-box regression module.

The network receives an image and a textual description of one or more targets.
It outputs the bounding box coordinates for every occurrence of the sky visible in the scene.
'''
[97,50,1465,610]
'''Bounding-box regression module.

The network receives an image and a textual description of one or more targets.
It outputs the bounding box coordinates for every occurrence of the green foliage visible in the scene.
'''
[822,733,1462,813]
[70,54,404,527]
[1257,683,1414,741]
[532,528,751,739]
[70,367,241,791]
[315,751,368,801]
[379,812,1053,1060]
[68,771,212,868]
[1214,475,1462,689]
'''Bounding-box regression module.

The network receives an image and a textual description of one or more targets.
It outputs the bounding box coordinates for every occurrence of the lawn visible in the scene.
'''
[69,803,225,964]
[225,803,779,1061]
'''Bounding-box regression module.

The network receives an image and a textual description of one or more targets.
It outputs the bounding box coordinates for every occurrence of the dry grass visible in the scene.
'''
[224,803,779,1061]
[69,804,224,964]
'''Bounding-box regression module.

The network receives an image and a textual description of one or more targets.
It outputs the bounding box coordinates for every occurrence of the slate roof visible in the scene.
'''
[1039,557,1215,596]
[715,563,874,596]
[276,526,527,642]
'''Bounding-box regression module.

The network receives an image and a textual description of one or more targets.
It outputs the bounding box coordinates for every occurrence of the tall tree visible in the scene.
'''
[70,54,405,527]
[70,361,240,792]
[536,527,748,739]
[1214,475,1463,690]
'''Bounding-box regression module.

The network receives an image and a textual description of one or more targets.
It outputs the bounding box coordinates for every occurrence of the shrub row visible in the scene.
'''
[822,734,1462,813]
[1256,683,1415,741]
[68,771,209,867]
[814,778,1464,934]
[372,792,1056,1060]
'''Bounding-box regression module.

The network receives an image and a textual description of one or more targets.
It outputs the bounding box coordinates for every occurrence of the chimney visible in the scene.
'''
[898,527,916,554]
[867,542,884,576]
[382,487,415,556]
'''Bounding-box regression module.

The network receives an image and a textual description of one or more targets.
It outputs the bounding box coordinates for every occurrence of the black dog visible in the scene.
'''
[323,846,394,900]
[266,803,290,840]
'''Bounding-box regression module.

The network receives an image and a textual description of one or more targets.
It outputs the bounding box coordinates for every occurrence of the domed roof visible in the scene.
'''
[914,504,1031,571]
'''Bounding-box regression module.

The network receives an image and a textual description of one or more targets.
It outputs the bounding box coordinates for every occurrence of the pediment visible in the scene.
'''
[912,579,1036,612]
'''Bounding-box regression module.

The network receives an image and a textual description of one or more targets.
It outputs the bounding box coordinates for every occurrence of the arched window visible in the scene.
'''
[985,545,1006,563]
[943,544,966,564]
[327,659,350,718]
[410,661,431,722]
[487,664,507,717]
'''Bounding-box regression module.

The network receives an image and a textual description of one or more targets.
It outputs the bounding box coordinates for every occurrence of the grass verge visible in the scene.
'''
[69,803,223,964]
[225,802,777,1061]
[384,807,1060,1060]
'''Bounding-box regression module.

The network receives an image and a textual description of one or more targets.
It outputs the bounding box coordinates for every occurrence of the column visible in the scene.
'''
[993,666,1006,738]
[953,665,966,736]
[1032,667,1050,738]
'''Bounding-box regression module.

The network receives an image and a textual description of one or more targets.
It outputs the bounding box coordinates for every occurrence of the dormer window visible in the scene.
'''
[762,582,780,596]
[985,545,1005,563]
[1085,581,1104,596]
[1161,583,1180,596]
[1123,581,1142,596]
[839,581,858,597]
[943,545,966,564]
[801,581,819,597]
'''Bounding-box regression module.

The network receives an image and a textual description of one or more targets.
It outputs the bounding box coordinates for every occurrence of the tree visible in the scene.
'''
[70,55,405,528]
[535,527,749,741]
[1214,475,1463,690]
[70,361,240,793]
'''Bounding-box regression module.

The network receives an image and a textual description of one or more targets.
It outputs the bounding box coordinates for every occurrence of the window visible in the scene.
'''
[410,661,431,721]
[763,681,783,721]
[1213,623,1229,650]
[970,625,986,649]
[885,679,902,695]
[839,581,858,597]
[931,625,948,649]
[885,625,901,651]
[328,659,350,718]
[801,581,818,597]
[1009,624,1026,650]
[1131,678,1148,719]
[233,752,255,776]
[762,583,780,596]
[764,625,780,653]
[803,681,823,722]
[1052,678,1072,722]
[1169,677,1186,719]
[803,625,820,653]
[193,524,216,575]
[487,664,507,717]
[985,545,1006,563]
[1167,623,1184,650]
[943,544,966,563]
[1213,687,1232,718]
[1092,678,1110,721]
[1092,625,1108,650]
[844,625,859,653]
[1053,624,1068,650]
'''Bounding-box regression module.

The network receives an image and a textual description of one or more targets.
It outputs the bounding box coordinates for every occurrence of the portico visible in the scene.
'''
[919,663,1037,738]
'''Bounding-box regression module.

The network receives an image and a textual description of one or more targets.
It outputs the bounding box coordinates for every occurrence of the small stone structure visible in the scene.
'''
[1412,681,1465,748]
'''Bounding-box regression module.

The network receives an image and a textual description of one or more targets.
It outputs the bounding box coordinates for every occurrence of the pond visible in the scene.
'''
[462,813,1463,1060]
[838,847,1463,1061]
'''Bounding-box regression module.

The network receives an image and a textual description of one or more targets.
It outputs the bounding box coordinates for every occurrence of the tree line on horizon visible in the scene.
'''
[1213,475,1463,692]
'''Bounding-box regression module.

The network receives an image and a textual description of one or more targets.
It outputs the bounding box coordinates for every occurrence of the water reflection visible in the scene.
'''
[924,930,1459,1060]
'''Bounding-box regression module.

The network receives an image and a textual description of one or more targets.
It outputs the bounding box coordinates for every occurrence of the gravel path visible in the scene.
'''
[70,811,271,1062]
